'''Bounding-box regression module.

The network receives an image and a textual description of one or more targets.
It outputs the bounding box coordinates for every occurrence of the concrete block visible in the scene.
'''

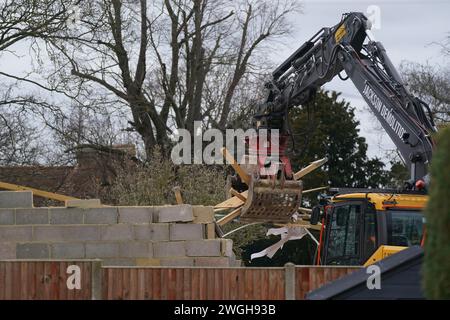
[186,240,221,257]
[232,259,242,267]
[100,224,133,241]
[136,258,161,266]
[119,242,152,258]
[193,206,215,223]
[194,257,230,267]
[0,209,14,225]
[16,243,49,259]
[33,226,100,241]
[154,205,193,223]
[66,199,101,208]
[221,239,234,257]
[0,191,33,208]
[101,258,136,266]
[86,242,119,258]
[0,226,32,241]
[153,241,186,258]
[84,207,118,224]
[206,223,215,239]
[15,208,49,225]
[134,224,169,241]
[118,207,153,224]
[169,223,203,241]
[50,208,84,224]
[51,243,85,259]
[160,257,195,266]
[0,242,16,259]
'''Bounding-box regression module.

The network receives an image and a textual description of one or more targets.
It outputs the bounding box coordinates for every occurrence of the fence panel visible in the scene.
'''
[102,267,286,300]
[0,261,361,300]
[0,260,92,300]
[295,266,361,299]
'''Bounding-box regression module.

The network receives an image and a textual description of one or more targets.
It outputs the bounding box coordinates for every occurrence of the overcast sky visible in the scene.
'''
[276,0,450,161]
[1,0,449,165]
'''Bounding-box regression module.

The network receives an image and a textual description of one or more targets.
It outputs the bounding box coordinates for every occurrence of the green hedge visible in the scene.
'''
[424,125,450,299]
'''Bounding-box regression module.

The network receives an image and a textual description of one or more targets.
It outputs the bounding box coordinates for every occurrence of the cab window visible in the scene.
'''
[386,210,424,246]
[326,204,360,264]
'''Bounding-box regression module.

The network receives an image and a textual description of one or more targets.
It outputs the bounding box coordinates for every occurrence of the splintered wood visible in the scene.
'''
[216,148,328,226]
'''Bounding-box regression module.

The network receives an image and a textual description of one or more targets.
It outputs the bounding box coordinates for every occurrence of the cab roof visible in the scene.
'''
[332,192,428,211]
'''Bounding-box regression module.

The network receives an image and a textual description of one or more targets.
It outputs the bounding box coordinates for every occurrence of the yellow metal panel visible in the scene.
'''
[363,245,407,267]
[333,192,428,211]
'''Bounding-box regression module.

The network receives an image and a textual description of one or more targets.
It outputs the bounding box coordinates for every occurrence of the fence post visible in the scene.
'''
[284,262,296,300]
[91,260,103,300]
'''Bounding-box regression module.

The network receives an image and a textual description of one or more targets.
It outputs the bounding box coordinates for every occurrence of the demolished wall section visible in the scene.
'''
[0,191,240,267]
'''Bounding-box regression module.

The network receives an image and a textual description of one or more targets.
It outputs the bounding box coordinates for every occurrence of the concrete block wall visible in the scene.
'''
[0,192,240,267]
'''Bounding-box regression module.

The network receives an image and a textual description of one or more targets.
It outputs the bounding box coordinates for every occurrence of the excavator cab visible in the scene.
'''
[312,190,427,266]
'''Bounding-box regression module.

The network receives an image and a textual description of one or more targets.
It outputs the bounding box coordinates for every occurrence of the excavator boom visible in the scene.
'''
[229,12,436,226]
[254,12,436,186]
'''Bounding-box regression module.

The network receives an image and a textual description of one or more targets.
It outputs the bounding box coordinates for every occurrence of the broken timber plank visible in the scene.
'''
[172,186,183,204]
[298,207,312,214]
[229,188,247,202]
[214,190,248,209]
[66,199,102,208]
[220,147,251,185]
[293,157,328,180]
[302,186,329,194]
[0,180,78,202]
[216,207,242,226]
[274,221,322,231]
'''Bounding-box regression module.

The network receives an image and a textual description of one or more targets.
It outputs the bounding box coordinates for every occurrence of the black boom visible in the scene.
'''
[253,12,436,186]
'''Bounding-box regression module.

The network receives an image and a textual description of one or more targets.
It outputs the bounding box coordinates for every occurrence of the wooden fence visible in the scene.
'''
[0,260,360,300]
[0,260,93,300]
[103,267,286,300]
[295,266,359,299]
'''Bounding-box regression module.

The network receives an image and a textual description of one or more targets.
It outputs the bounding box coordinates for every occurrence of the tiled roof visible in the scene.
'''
[0,145,137,206]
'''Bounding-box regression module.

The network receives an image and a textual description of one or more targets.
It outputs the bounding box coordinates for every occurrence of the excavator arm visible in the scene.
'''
[254,12,436,187]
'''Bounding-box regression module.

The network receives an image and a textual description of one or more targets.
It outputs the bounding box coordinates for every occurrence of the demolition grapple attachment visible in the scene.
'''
[240,177,303,223]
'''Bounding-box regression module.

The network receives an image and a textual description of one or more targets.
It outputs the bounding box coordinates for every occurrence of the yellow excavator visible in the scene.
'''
[310,189,427,266]
[218,12,436,267]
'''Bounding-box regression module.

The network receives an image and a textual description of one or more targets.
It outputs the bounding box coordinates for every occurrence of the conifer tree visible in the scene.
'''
[424,125,450,299]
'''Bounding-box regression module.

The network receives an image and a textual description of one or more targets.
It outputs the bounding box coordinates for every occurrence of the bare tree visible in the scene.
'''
[0,95,43,165]
[399,35,450,126]
[0,0,76,92]
[0,0,71,51]
[0,0,78,164]
[28,101,141,165]
[41,0,301,158]
[401,62,450,125]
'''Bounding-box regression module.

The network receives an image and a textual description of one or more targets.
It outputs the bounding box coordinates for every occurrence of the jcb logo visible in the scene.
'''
[66,265,81,290]
[366,265,381,290]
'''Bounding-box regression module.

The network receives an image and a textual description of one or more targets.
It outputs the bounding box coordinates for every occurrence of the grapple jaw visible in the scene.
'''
[240,177,303,224]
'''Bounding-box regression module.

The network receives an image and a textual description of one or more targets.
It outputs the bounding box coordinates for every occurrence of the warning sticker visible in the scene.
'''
[335,24,347,43]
